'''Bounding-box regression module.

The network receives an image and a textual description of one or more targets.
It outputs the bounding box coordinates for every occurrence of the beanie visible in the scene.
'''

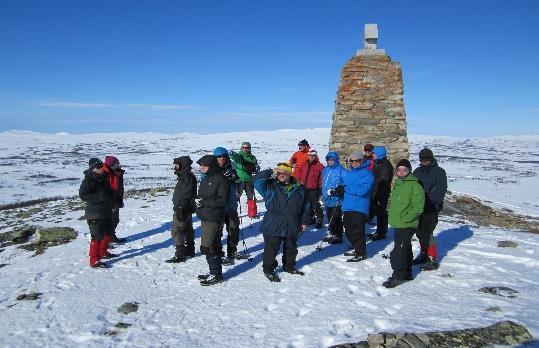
[213,147,229,158]
[88,158,103,169]
[298,139,309,146]
[104,156,120,170]
[364,143,374,152]
[419,148,434,160]
[274,161,293,176]
[396,159,412,171]
[350,151,363,161]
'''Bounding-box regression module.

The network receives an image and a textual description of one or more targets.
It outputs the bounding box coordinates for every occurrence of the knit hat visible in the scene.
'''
[396,159,412,171]
[274,161,293,176]
[364,143,374,152]
[298,139,309,146]
[213,147,229,158]
[104,156,120,171]
[88,158,103,169]
[350,151,363,161]
[419,148,434,161]
[308,148,317,156]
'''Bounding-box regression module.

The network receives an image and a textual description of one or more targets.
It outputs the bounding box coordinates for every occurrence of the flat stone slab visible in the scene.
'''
[497,240,518,248]
[16,292,42,301]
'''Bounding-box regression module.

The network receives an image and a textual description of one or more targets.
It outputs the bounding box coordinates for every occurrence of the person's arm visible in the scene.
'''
[252,169,273,200]
[402,181,425,223]
[79,177,103,202]
[429,168,448,211]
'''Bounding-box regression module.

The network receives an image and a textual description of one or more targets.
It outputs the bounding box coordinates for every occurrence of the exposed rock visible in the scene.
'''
[497,240,518,248]
[16,292,42,300]
[331,321,532,347]
[118,302,139,314]
[486,306,503,313]
[442,192,539,234]
[0,264,8,268]
[35,227,77,243]
[115,322,132,329]
[479,286,518,298]
[0,225,37,244]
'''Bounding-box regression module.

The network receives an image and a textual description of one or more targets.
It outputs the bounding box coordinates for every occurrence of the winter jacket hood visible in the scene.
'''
[373,146,387,160]
[197,155,219,175]
[213,147,229,158]
[325,151,340,168]
[322,153,347,208]
[174,156,194,177]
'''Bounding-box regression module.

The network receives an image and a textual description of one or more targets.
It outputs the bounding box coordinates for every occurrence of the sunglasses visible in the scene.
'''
[276,172,290,176]
[350,159,362,163]
[241,146,250,149]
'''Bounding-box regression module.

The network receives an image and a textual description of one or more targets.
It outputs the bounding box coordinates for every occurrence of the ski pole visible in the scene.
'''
[238,202,252,261]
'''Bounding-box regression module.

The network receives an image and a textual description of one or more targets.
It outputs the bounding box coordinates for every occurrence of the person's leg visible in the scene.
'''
[87,219,104,267]
[283,237,299,272]
[262,235,280,274]
[375,197,389,237]
[184,214,195,257]
[200,221,222,276]
[226,211,240,258]
[99,219,113,258]
[390,228,414,280]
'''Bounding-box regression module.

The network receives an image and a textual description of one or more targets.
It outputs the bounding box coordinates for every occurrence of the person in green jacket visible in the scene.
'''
[383,159,425,288]
[229,142,260,219]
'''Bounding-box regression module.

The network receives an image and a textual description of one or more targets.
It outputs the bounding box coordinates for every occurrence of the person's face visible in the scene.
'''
[350,158,362,168]
[241,145,251,153]
[174,164,180,171]
[298,144,307,151]
[216,155,228,167]
[276,171,291,184]
[200,164,210,173]
[92,163,104,174]
[420,158,432,166]
[396,166,410,178]
[364,150,372,157]
[326,158,335,166]
[308,154,317,162]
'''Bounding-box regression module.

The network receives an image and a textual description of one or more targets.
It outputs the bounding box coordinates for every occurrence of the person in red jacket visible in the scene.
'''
[103,156,126,245]
[295,148,325,228]
[290,139,310,173]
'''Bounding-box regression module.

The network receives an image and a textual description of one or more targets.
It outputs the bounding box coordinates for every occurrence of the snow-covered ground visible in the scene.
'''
[0,129,538,347]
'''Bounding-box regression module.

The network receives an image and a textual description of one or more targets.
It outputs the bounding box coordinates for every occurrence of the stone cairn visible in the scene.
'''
[329,24,409,166]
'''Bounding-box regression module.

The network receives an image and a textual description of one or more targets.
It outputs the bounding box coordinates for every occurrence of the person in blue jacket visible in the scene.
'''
[213,147,241,266]
[252,161,311,282]
[335,151,374,262]
[321,151,347,244]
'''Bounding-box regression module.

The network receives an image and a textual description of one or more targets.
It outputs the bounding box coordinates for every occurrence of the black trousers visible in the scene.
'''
[368,196,389,236]
[343,212,367,256]
[417,212,438,249]
[88,218,112,241]
[390,228,416,280]
[171,212,194,247]
[306,189,323,223]
[220,211,240,257]
[262,235,298,273]
[238,181,255,201]
[326,206,343,237]
[200,221,223,277]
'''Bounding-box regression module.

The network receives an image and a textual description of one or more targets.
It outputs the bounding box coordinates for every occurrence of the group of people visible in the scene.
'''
[79,138,447,288]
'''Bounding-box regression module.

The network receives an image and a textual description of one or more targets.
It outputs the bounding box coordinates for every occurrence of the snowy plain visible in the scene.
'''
[0,128,538,347]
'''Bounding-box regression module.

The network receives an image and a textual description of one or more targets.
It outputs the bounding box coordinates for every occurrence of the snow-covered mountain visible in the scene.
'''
[0,129,538,347]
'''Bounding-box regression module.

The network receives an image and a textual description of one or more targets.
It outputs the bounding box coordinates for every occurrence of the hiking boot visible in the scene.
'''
[284,269,305,276]
[102,252,119,259]
[343,251,357,257]
[422,257,439,271]
[264,272,281,282]
[412,252,429,265]
[368,232,386,241]
[197,273,210,280]
[91,261,110,269]
[328,236,343,244]
[185,245,195,257]
[165,255,186,263]
[111,236,127,244]
[346,254,367,262]
[222,257,235,266]
[382,277,410,288]
[200,275,224,286]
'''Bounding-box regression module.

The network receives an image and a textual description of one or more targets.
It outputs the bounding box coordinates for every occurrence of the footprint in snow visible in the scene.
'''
[375,287,391,297]
[286,334,305,348]
[297,307,311,316]
[354,300,377,310]
[373,318,391,330]
[347,284,358,294]
[331,319,362,338]
[383,306,397,315]
[265,303,278,311]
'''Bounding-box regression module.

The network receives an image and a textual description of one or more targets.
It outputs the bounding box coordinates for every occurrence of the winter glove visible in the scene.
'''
[270,171,278,180]
[255,164,261,173]
[228,150,237,157]
[327,189,334,196]
[333,186,344,198]
[195,198,203,208]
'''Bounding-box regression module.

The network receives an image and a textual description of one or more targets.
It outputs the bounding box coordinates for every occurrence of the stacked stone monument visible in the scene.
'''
[329,24,409,166]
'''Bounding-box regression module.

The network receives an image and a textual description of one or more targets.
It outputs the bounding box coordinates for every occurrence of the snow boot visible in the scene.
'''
[185,242,195,257]
[343,250,356,257]
[284,269,305,276]
[111,234,127,244]
[422,256,439,271]
[412,252,428,265]
[247,199,258,219]
[166,246,186,263]
[89,240,101,267]
[200,275,224,286]
[99,234,112,259]
[264,272,281,282]
[197,273,210,280]
[102,251,119,259]
[222,256,235,266]
[346,254,367,262]
[382,277,410,288]
[322,234,334,242]
[91,261,110,268]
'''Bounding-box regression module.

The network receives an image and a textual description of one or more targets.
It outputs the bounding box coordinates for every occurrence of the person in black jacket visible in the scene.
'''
[79,158,114,268]
[252,162,311,282]
[195,155,229,286]
[412,148,448,271]
[367,146,394,241]
[166,156,197,263]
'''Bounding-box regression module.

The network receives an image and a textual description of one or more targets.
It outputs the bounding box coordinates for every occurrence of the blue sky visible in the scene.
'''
[1,1,538,136]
